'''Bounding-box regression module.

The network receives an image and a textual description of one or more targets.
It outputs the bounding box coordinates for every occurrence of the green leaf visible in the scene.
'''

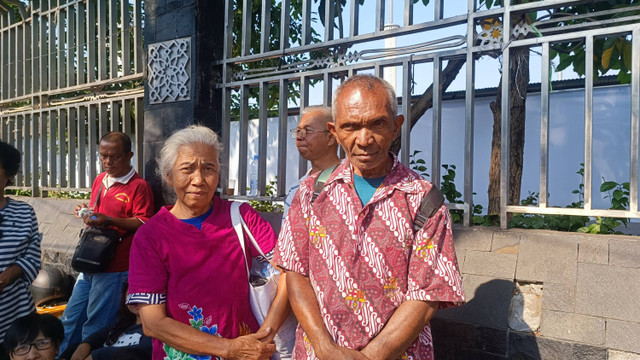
[601,46,614,70]
[613,189,624,200]
[618,71,632,84]
[622,41,632,71]
[555,54,574,72]
[600,181,618,192]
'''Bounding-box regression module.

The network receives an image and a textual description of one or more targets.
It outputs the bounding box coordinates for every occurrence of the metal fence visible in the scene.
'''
[0,0,144,194]
[218,0,640,227]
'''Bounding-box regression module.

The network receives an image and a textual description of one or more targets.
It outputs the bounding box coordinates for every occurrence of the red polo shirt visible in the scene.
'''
[89,171,154,272]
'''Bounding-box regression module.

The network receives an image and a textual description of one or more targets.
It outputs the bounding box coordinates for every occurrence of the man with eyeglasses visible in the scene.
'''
[283,106,341,216]
[58,132,154,356]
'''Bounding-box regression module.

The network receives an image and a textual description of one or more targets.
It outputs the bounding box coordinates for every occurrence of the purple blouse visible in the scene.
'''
[127,196,276,360]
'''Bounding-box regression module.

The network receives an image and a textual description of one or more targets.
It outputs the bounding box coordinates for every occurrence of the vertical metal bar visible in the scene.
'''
[404,0,413,27]
[30,13,38,95]
[99,103,109,141]
[87,0,97,82]
[122,99,132,136]
[584,36,593,211]
[134,97,144,174]
[40,111,48,188]
[78,106,88,188]
[57,8,65,88]
[77,0,86,84]
[299,76,309,177]
[1,15,6,100]
[39,8,48,90]
[324,0,333,41]
[278,79,289,197]
[374,64,382,77]
[258,82,269,195]
[221,88,231,192]
[280,0,290,51]
[431,57,442,188]
[301,0,311,45]
[241,0,252,56]
[434,0,443,21]
[499,4,511,228]
[98,0,107,80]
[401,60,411,167]
[223,0,233,59]
[67,6,76,86]
[238,85,249,195]
[49,110,57,188]
[121,0,131,75]
[58,109,67,187]
[8,24,15,98]
[15,115,23,186]
[350,0,359,37]
[134,0,143,73]
[68,107,77,188]
[464,0,476,227]
[111,100,120,132]
[88,104,98,182]
[48,8,56,89]
[16,19,24,97]
[31,113,39,195]
[631,30,640,212]
[261,0,271,53]
[109,0,118,78]
[540,42,550,208]
[24,114,32,187]
[376,0,385,32]
[323,72,332,106]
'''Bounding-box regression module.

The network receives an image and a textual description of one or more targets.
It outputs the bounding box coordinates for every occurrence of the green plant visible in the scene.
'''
[249,179,284,213]
[4,188,33,197]
[577,177,629,234]
[47,190,91,200]
[409,150,429,179]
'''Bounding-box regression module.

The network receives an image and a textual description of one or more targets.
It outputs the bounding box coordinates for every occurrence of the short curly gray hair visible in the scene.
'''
[158,125,223,182]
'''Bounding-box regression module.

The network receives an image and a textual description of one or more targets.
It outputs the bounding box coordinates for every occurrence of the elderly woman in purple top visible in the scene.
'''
[127,125,290,360]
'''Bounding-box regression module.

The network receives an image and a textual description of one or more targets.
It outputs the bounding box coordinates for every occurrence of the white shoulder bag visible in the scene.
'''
[230,202,296,360]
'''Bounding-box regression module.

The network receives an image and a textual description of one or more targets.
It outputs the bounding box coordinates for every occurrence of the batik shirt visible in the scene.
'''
[275,155,464,360]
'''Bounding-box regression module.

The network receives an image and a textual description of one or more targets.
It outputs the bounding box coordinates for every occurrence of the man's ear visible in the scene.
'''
[393,115,405,135]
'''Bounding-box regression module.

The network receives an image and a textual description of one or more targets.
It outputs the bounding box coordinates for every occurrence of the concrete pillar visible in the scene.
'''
[142,0,224,207]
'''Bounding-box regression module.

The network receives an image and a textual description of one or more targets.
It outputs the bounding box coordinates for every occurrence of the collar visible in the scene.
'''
[102,167,135,189]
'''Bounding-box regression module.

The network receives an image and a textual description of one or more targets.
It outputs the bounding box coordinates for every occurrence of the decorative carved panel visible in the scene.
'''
[148,37,191,104]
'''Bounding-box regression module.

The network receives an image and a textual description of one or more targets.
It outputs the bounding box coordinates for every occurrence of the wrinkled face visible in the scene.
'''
[295,111,334,161]
[10,332,59,360]
[99,140,133,178]
[168,143,219,214]
[329,83,403,178]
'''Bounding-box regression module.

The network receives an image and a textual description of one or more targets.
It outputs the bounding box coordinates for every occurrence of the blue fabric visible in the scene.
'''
[180,205,214,230]
[353,174,386,206]
[59,271,128,355]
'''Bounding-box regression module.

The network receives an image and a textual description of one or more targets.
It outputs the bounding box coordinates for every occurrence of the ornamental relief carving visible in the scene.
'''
[148,37,191,104]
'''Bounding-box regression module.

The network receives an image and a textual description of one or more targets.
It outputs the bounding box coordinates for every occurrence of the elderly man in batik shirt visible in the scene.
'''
[275,74,464,360]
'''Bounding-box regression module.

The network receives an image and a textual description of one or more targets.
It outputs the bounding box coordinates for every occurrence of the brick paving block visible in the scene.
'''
[516,235,578,284]
[536,336,574,360]
[462,250,517,279]
[572,344,608,360]
[609,239,640,268]
[608,350,640,360]
[539,310,605,345]
[453,227,493,252]
[606,319,640,354]
[455,274,513,329]
[578,236,609,265]
[542,282,575,312]
[576,263,640,322]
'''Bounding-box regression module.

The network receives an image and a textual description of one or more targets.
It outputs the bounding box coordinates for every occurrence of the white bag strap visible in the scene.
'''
[231,201,251,279]
[231,201,278,271]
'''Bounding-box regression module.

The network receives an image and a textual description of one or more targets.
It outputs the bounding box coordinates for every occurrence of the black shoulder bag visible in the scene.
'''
[71,184,122,273]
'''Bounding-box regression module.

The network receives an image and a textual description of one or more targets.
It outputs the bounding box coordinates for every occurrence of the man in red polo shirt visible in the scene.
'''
[59,131,154,355]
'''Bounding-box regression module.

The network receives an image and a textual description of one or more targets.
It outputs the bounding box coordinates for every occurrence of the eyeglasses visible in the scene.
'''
[290,128,330,139]
[12,338,53,356]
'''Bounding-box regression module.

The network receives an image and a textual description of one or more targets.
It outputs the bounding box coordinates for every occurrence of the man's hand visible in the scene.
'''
[74,203,90,218]
[84,212,111,227]
[226,327,275,360]
[316,343,369,360]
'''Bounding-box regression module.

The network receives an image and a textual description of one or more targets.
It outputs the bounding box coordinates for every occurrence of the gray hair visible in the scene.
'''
[301,105,333,121]
[158,125,223,182]
[331,74,398,120]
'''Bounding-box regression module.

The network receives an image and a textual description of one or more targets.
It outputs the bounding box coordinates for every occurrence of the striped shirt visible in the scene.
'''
[0,198,41,342]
